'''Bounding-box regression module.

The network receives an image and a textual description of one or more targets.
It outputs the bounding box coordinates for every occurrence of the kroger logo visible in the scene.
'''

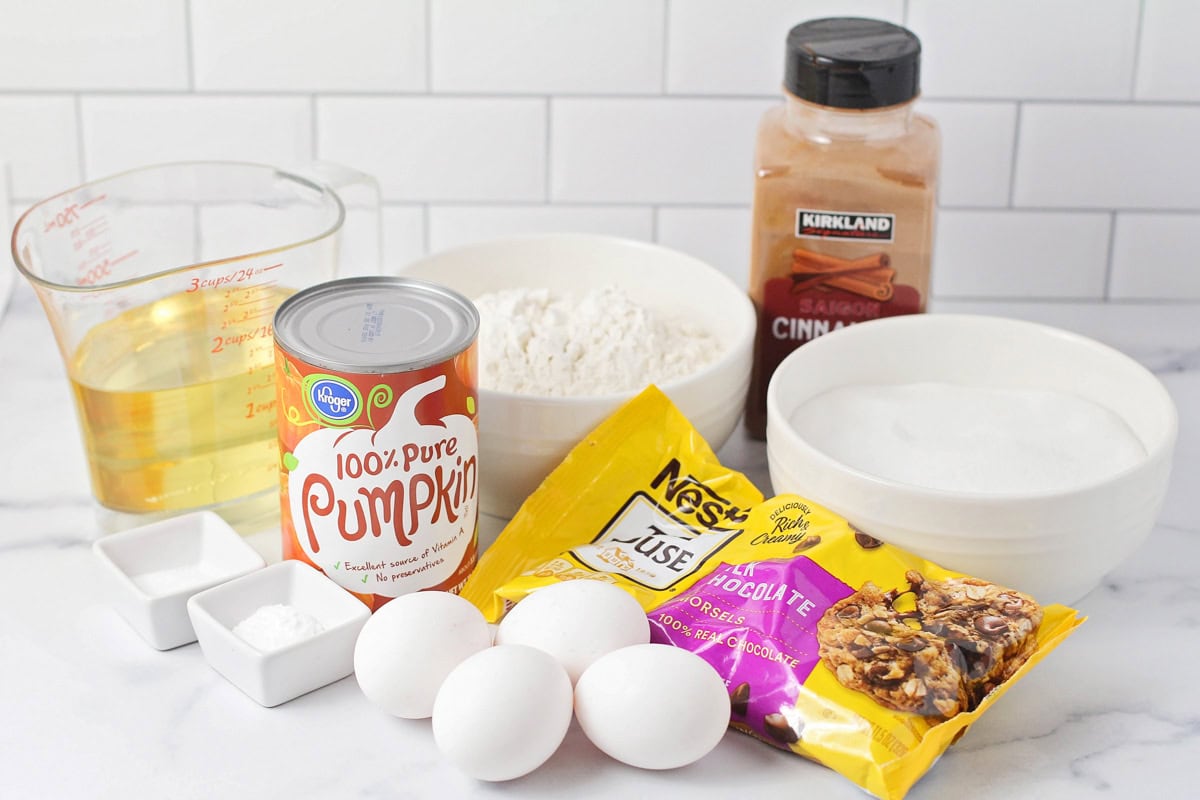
[309,378,359,423]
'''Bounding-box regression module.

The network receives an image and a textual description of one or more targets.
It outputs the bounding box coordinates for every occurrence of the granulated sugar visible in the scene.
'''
[233,603,325,652]
[789,382,1146,494]
[474,286,719,396]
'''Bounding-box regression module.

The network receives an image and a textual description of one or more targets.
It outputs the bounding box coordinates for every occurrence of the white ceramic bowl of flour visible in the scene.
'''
[401,234,755,518]
[766,314,1177,605]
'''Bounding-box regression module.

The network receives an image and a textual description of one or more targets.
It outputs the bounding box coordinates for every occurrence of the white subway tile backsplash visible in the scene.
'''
[191,0,425,92]
[551,98,771,204]
[1109,213,1200,300]
[80,96,313,178]
[381,205,428,271]
[918,101,1016,208]
[0,1,187,90]
[1135,0,1200,101]
[907,0,1140,100]
[1013,104,1200,209]
[932,210,1111,299]
[0,2,1197,307]
[318,97,545,202]
[428,206,652,253]
[666,0,903,96]
[655,207,751,288]
[0,97,81,199]
[431,0,663,94]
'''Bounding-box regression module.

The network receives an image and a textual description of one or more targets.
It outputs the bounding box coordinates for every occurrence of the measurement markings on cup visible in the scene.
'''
[78,249,140,287]
[188,263,285,294]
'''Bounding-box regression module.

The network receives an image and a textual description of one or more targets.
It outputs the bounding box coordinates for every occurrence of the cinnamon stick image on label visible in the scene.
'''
[792,250,890,275]
[790,250,895,300]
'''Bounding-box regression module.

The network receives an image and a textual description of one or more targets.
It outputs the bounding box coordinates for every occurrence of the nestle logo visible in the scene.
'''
[310,378,358,422]
[796,209,895,242]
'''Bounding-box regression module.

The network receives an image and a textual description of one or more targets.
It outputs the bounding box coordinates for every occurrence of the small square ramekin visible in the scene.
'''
[92,511,266,650]
[187,560,370,707]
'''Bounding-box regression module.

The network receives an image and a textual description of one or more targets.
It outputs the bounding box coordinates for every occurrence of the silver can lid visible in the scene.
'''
[274,276,479,373]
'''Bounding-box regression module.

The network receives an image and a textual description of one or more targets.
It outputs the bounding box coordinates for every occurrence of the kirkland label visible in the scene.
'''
[796,209,895,242]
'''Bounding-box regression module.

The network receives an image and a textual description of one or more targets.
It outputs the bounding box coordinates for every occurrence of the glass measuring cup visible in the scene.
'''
[12,161,379,532]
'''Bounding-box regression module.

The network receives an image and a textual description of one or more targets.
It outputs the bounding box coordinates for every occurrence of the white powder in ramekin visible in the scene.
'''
[233,603,325,652]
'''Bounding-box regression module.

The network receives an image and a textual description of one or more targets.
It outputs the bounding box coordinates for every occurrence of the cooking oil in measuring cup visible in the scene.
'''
[71,283,292,522]
[12,162,377,532]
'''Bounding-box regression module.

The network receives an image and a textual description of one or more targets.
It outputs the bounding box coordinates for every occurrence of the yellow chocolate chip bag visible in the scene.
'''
[461,385,766,619]
[461,386,1084,800]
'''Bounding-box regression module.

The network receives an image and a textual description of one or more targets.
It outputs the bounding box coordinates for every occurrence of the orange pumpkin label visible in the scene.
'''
[275,344,479,611]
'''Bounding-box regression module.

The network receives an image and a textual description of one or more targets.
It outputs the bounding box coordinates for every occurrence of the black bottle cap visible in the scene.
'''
[784,18,921,109]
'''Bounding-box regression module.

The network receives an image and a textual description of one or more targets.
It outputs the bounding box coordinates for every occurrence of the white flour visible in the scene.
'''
[474,286,719,396]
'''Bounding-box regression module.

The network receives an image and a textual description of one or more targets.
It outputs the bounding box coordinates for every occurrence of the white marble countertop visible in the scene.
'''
[1,283,1197,799]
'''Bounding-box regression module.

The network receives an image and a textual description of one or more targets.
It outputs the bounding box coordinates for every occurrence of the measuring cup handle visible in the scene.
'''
[301,161,382,277]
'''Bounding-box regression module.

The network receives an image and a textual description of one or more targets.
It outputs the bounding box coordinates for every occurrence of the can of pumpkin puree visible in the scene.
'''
[273,276,480,611]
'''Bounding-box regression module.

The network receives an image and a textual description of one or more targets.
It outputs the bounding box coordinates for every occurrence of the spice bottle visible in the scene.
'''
[745,17,939,439]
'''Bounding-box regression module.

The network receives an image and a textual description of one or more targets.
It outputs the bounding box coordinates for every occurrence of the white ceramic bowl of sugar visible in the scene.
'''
[401,234,756,518]
[766,314,1177,605]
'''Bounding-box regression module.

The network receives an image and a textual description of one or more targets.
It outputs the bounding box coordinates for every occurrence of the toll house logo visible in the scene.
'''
[571,492,740,591]
[796,209,895,242]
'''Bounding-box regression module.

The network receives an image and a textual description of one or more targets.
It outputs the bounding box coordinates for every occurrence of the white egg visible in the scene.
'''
[353,591,491,719]
[495,579,649,683]
[575,643,730,770]
[432,644,573,781]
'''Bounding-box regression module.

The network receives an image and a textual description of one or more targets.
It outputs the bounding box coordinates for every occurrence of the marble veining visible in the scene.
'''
[1,283,1197,799]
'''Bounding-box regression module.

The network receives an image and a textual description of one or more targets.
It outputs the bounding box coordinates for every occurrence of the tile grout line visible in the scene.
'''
[361,200,1200,214]
[182,0,196,91]
[947,205,1200,214]
[310,94,319,162]
[661,0,671,94]
[73,94,87,181]
[933,295,1200,306]
[192,203,202,266]
[1103,211,1119,299]
[931,293,1147,305]
[424,0,433,93]
[902,0,911,25]
[178,0,200,257]
[2,161,13,224]
[1130,0,1147,99]
[544,97,552,203]
[1006,102,1023,208]
[417,203,427,256]
[382,199,753,210]
[5,88,1200,106]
